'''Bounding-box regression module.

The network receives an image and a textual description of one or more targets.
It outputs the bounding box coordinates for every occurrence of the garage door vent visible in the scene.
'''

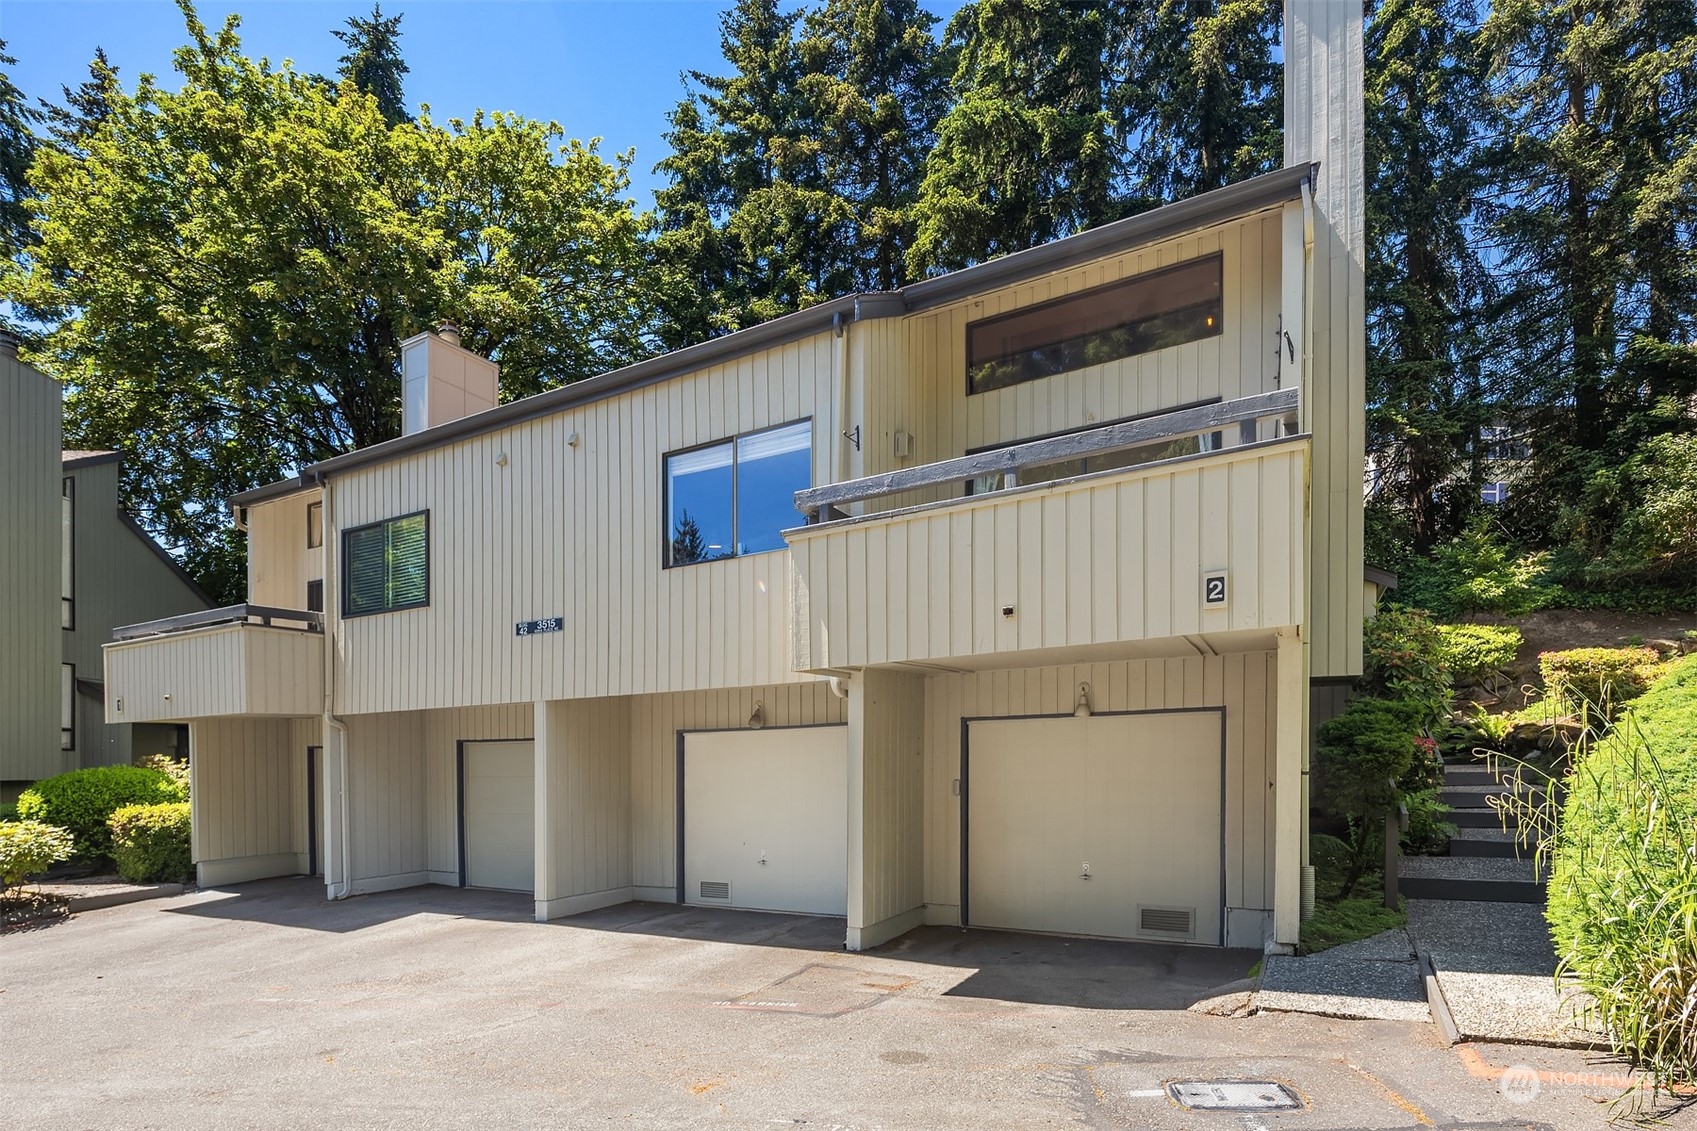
[1138,905,1194,938]
[699,880,731,901]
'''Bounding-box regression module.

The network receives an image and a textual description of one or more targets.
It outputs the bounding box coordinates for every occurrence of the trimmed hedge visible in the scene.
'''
[0,820,75,891]
[108,802,192,883]
[1539,646,1664,715]
[16,765,188,862]
[1437,623,1522,683]
[1548,655,1697,1090]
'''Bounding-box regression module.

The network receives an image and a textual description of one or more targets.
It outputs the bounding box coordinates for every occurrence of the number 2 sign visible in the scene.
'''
[1203,572,1228,607]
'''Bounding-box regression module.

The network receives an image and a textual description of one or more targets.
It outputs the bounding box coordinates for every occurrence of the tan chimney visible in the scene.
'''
[400,326,499,436]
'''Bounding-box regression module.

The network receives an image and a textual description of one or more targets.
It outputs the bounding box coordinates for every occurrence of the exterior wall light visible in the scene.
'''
[1073,682,1092,718]
[748,701,765,729]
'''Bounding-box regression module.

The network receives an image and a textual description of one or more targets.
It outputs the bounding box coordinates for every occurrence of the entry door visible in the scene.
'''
[683,727,848,916]
[462,740,536,892]
[966,712,1223,944]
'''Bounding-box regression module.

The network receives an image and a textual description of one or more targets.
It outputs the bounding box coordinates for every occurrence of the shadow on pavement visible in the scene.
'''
[168,879,1259,1009]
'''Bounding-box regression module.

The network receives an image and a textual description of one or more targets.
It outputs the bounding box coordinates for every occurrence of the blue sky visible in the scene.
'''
[1,0,964,208]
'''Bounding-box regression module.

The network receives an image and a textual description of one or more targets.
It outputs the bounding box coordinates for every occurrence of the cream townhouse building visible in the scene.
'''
[105,1,1366,953]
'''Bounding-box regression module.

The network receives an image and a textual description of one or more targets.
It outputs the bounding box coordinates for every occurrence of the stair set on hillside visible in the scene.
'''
[1396,760,1554,903]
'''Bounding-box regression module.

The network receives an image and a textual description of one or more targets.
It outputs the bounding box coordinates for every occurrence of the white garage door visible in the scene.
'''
[967,711,1223,944]
[683,727,848,916]
[463,740,535,893]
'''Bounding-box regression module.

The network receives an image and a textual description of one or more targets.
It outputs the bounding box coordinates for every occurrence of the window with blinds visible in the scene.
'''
[342,511,429,617]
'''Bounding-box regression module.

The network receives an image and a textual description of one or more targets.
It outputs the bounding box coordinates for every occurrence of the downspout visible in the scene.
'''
[1298,175,1317,889]
[314,469,353,900]
[1299,177,1316,434]
[836,307,853,492]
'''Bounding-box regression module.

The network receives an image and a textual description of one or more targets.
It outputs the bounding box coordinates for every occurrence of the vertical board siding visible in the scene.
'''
[921,653,1279,920]
[861,212,1285,517]
[422,703,535,880]
[790,442,1307,671]
[332,335,840,716]
[64,460,211,768]
[628,681,847,893]
[542,697,632,899]
[853,670,926,928]
[105,625,323,723]
[1,353,61,781]
[343,712,428,884]
[1287,0,1366,678]
[247,490,325,611]
[190,717,299,864]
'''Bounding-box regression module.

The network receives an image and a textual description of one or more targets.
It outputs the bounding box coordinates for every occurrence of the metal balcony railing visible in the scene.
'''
[794,387,1300,522]
[111,604,324,642]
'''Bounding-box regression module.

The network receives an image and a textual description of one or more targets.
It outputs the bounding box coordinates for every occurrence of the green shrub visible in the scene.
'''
[1544,656,1697,1099]
[1362,608,1452,723]
[1437,623,1523,683]
[0,820,75,893]
[1300,893,1406,956]
[1313,697,1424,896]
[1539,646,1665,716]
[107,802,192,883]
[16,765,187,863]
[134,754,191,799]
[1398,519,1557,619]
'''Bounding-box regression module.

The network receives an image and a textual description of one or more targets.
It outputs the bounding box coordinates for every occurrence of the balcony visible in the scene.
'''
[106,605,325,723]
[785,390,1308,672]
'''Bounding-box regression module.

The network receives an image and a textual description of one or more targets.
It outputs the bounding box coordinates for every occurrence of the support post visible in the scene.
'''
[533,701,556,923]
[1273,629,1307,947]
[1384,811,1400,910]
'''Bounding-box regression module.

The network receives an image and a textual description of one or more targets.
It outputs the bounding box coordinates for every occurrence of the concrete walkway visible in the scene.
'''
[1255,927,1434,1023]
[1408,897,1601,1047]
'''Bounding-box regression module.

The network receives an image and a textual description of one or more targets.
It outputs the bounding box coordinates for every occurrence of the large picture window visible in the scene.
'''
[666,420,812,567]
[966,253,1224,395]
[342,511,429,616]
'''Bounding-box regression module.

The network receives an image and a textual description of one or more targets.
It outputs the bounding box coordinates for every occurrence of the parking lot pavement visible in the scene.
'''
[1,879,1677,1129]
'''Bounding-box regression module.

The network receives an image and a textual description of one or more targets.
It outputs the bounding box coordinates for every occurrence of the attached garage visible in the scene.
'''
[681,726,848,916]
[460,740,536,892]
[964,710,1224,945]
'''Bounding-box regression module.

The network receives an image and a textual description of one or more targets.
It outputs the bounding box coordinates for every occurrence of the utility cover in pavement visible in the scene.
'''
[1167,1080,1302,1111]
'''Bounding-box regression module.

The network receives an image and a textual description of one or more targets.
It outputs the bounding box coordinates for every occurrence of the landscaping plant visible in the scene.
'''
[0,820,75,895]
[1435,623,1522,685]
[1505,655,1697,1109]
[1539,646,1666,718]
[16,765,188,864]
[108,803,192,884]
[1312,697,1422,897]
[134,754,191,799]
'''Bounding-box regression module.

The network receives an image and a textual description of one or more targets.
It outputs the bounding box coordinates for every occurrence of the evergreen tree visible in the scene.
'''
[651,0,851,346]
[671,510,710,565]
[908,0,1117,273]
[0,41,40,267]
[798,0,949,291]
[334,4,411,125]
[1363,0,1491,551]
[40,47,121,154]
[1117,0,1283,205]
[1480,0,1697,571]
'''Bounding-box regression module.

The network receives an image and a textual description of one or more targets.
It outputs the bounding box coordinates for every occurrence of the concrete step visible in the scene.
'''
[1442,764,1501,787]
[1447,828,1543,859]
[1439,784,1548,809]
[1398,855,1545,903]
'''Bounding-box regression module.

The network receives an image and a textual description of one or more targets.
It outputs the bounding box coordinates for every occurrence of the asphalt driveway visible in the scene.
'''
[0,879,1669,1128]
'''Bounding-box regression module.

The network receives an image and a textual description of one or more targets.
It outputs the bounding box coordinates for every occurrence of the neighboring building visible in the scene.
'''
[61,450,214,770]
[106,2,1364,952]
[1,337,62,794]
[0,339,214,797]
